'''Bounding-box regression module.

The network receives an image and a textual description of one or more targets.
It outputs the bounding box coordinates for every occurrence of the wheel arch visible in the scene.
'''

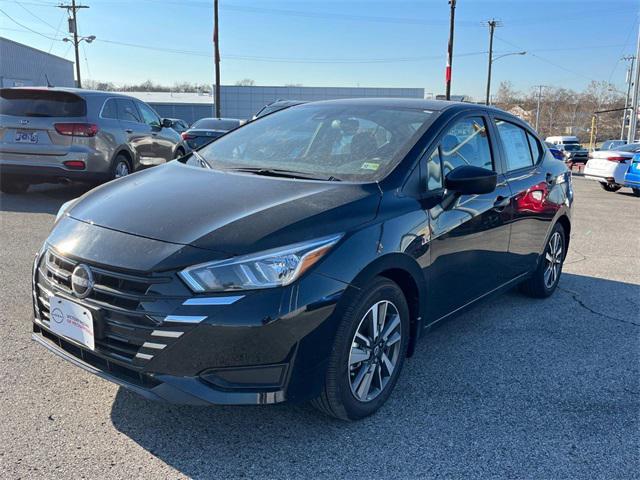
[556,214,571,258]
[111,147,134,171]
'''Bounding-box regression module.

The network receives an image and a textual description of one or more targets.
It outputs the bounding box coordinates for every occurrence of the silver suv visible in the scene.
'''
[0,88,186,194]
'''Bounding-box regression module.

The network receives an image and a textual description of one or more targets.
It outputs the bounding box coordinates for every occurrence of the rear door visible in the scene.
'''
[0,89,86,157]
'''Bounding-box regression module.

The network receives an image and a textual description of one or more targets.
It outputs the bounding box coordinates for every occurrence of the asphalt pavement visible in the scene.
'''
[0,177,638,479]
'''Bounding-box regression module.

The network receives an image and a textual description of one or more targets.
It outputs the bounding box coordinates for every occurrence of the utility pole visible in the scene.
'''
[484,19,501,105]
[445,0,456,100]
[628,25,640,144]
[620,55,635,140]
[58,0,89,88]
[534,85,546,132]
[213,0,221,118]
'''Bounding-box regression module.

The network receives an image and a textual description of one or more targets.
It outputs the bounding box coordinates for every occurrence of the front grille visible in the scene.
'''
[34,248,185,365]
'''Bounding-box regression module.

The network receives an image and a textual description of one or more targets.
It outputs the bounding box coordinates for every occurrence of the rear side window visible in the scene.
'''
[116,99,141,123]
[526,132,543,162]
[101,98,117,119]
[440,116,494,175]
[0,89,86,117]
[495,120,534,170]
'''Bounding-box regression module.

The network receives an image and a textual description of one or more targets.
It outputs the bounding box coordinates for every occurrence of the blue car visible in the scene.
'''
[623,153,640,197]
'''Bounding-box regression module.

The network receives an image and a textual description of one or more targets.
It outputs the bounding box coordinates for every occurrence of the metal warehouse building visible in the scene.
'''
[0,37,75,88]
[125,86,425,123]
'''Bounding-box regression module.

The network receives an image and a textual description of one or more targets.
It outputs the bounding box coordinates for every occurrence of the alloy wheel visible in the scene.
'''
[115,161,130,178]
[348,300,402,402]
[544,231,563,289]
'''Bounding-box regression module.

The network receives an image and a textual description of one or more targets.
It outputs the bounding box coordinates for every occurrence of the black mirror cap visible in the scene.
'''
[161,118,173,128]
[444,165,497,195]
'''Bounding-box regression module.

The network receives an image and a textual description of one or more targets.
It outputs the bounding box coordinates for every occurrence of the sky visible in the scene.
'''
[0,0,638,99]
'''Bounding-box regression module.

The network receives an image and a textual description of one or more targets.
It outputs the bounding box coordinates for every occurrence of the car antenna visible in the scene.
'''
[44,74,54,88]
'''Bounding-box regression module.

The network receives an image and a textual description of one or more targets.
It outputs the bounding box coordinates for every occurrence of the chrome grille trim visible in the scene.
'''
[142,342,166,349]
[151,330,183,338]
[135,352,154,360]
[164,315,207,324]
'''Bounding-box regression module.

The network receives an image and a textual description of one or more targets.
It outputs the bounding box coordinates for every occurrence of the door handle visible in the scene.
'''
[493,196,510,211]
[125,128,133,133]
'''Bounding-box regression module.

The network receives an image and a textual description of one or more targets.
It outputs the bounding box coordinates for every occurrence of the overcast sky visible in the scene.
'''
[0,0,638,98]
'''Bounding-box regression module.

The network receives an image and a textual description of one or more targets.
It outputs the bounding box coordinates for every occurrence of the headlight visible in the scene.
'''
[178,234,343,292]
[55,198,77,223]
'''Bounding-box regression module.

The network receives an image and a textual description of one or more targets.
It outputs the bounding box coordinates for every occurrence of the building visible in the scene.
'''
[0,37,75,88]
[124,86,425,123]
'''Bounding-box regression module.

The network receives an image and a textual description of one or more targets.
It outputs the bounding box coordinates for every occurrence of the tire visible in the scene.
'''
[312,277,410,421]
[600,183,621,192]
[111,154,131,180]
[0,176,29,194]
[520,223,566,298]
[632,188,640,197]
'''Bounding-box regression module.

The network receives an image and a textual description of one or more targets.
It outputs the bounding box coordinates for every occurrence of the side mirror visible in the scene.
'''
[161,118,173,128]
[444,165,497,195]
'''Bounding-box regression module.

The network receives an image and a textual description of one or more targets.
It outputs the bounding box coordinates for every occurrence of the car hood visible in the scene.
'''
[67,161,381,255]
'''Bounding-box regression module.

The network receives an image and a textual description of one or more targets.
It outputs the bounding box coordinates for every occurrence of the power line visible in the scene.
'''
[0,8,60,39]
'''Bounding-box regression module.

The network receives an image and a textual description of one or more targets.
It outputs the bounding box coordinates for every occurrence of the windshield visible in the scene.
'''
[197,104,435,181]
[192,118,240,130]
[562,144,582,151]
[617,143,640,152]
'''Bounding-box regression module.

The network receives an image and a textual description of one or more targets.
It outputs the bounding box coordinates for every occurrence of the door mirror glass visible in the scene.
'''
[444,165,497,195]
[162,118,173,128]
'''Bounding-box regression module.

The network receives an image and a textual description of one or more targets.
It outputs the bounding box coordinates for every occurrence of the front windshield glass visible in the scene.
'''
[197,104,435,181]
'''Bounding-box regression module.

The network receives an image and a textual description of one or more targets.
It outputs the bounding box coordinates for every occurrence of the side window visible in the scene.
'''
[137,102,161,128]
[440,116,493,176]
[526,132,543,163]
[495,120,534,170]
[116,99,141,123]
[425,148,443,190]
[101,99,117,119]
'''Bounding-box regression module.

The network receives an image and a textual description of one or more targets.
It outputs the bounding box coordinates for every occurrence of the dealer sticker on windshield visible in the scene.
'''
[361,162,380,171]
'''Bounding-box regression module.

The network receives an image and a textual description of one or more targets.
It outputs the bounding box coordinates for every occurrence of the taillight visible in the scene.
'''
[63,160,86,169]
[181,132,195,140]
[606,156,628,163]
[54,123,99,137]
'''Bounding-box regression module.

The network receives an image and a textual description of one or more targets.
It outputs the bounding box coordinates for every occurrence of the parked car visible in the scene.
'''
[545,135,579,145]
[0,88,186,194]
[545,142,564,161]
[623,153,640,196]
[166,118,189,134]
[253,99,307,119]
[32,99,572,421]
[584,142,640,192]
[180,117,243,149]
[557,143,588,164]
[599,139,626,151]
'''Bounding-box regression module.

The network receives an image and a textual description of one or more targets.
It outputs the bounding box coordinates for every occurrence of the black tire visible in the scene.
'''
[600,183,621,192]
[520,223,566,298]
[0,176,29,194]
[632,188,640,197]
[312,277,410,421]
[111,154,131,180]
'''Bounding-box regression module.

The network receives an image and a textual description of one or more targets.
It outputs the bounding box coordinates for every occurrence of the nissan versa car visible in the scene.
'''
[32,99,573,420]
[0,87,186,193]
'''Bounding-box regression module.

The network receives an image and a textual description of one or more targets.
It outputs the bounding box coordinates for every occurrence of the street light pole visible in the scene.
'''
[213,0,221,118]
[485,19,497,105]
[627,25,640,143]
[445,0,456,100]
[621,55,636,140]
[534,85,546,132]
[58,0,89,88]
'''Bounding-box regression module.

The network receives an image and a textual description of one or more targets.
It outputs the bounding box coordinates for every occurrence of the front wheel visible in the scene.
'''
[600,183,621,192]
[312,277,410,421]
[111,154,131,180]
[520,223,566,298]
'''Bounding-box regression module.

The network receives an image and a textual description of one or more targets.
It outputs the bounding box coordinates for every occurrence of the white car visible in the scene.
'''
[584,143,640,192]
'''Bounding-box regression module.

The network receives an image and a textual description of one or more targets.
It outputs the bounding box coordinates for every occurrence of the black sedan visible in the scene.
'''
[32,99,573,421]
[181,117,243,149]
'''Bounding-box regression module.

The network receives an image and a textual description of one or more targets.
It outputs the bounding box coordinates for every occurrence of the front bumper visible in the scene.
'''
[32,245,348,405]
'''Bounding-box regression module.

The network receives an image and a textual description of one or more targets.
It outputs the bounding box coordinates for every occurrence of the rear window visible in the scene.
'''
[192,118,240,130]
[0,89,86,117]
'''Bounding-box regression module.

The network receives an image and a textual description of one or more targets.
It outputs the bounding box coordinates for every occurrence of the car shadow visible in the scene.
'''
[0,183,93,214]
[109,272,639,478]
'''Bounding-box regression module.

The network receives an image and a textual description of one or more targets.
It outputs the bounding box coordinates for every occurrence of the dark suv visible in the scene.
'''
[32,99,572,420]
[0,88,185,193]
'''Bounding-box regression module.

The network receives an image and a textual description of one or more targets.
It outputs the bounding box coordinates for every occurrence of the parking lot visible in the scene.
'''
[0,176,638,479]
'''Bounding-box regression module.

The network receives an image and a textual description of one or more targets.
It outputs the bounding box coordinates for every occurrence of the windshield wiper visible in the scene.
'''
[228,167,341,181]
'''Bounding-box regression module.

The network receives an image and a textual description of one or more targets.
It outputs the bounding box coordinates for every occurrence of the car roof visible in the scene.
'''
[301,97,487,112]
[3,86,132,99]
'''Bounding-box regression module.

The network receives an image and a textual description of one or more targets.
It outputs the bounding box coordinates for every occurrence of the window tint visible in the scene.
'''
[137,102,160,128]
[116,99,141,123]
[527,132,542,162]
[440,116,493,176]
[0,89,86,117]
[101,98,117,119]
[496,120,534,170]
[425,148,443,190]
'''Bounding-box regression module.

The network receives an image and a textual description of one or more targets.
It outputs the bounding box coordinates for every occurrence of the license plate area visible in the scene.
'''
[49,296,95,350]
[15,130,39,144]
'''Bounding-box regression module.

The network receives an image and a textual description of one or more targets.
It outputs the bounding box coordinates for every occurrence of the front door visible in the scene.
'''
[424,115,513,323]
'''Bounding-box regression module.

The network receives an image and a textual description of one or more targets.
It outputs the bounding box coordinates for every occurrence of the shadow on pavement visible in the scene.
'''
[109,273,639,479]
[0,183,93,214]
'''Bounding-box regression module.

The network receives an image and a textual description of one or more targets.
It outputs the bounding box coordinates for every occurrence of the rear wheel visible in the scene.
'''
[312,277,410,421]
[632,188,640,197]
[600,183,621,192]
[0,176,29,194]
[111,154,131,180]
[520,223,566,298]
